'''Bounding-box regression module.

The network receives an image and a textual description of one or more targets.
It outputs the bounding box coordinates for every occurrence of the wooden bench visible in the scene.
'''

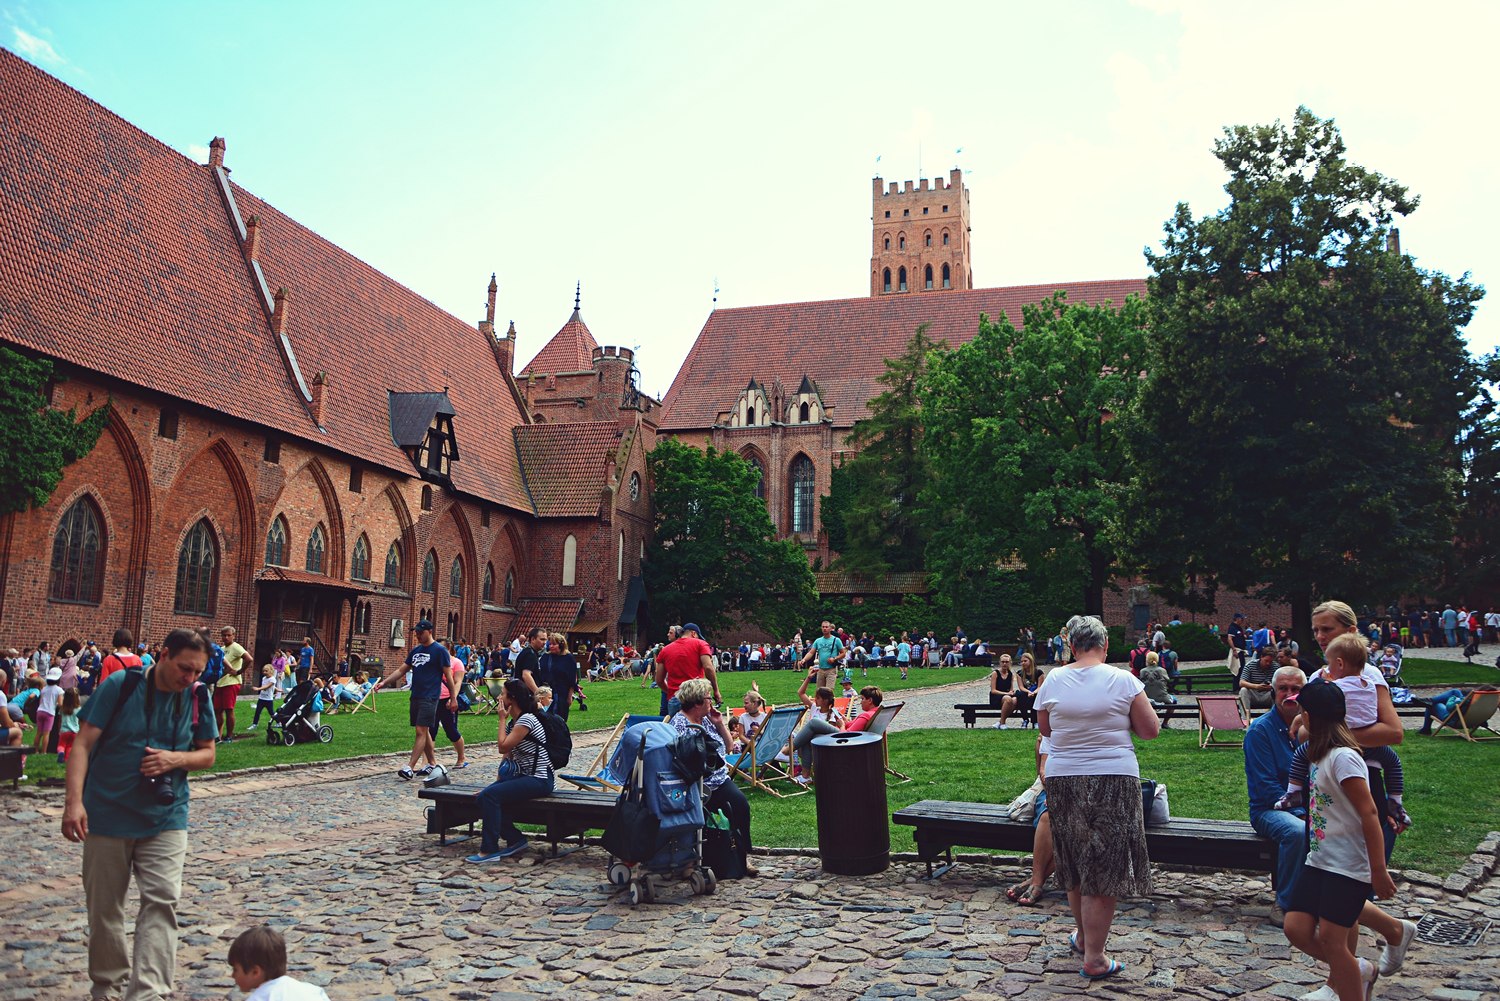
[892,799,1276,880]
[0,747,23,788]
[956,702,1194,728]
[417,783,616,855]
[1169,671,1237,695]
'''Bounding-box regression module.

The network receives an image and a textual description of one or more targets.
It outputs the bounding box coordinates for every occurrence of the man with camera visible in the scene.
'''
[62,627,217,1001]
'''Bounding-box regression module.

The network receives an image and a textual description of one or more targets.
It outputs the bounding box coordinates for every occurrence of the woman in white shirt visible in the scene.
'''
[1036,614,1161,981]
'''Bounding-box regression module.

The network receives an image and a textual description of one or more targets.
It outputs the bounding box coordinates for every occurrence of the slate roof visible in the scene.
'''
[513,422,624,517]
[659,280,1148,430]
[0,48,534,512]
[388,392,456,448]
[520,308,598,375]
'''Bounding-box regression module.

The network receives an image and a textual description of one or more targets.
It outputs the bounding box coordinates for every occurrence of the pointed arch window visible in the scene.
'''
[450,556,464,598]
[882,268,891,293]
[883,236,890,250]
[799,401,810,423]
[351,534,371,581]
[898,235,905,250]
[745,454,766,501]
[790,456,815,534]
[898,267,907,292]
[421,549,437,593]
[942,262,951,289]
[265,516,288,566]
[483,563,495,602]
[504,568,515,607]
[942,231,950,246]
[174,519,217,615]
[385,541,402,587]
[305,523,327,574]
[50,496,104,604]
[420,485,433,511]
[562,534,577,587]
[924,264,934,290]
[924,232,932,247]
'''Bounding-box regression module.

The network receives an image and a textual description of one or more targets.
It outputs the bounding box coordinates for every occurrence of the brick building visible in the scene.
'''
[0,50,656,671]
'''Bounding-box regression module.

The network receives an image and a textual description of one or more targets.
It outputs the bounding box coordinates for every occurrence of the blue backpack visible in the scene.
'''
[200,643,226,687]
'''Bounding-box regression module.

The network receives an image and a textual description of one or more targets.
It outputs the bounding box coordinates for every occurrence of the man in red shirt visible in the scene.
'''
[654,623,721,717]
[98,628,143,685]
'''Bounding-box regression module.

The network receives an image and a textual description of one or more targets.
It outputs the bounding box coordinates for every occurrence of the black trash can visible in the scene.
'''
[811,730,889,875]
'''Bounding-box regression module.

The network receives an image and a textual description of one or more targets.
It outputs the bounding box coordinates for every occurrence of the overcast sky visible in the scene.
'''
[6,0,1496,398]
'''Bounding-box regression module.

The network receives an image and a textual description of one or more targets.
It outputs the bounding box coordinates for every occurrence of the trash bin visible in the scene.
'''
[811,730,889,875]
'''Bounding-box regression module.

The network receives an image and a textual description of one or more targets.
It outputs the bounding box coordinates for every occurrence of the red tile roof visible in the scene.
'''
[0,48,533,512]
[521,309,598,375]
[256,566,378,593]
[513,422,624,517]
[659,280,1148,430]
[512,599,583,637]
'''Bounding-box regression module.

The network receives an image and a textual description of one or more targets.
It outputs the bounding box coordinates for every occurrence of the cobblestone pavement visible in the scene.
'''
[4,673,1497,1001]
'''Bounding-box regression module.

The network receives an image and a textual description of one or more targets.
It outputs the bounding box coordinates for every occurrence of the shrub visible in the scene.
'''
[1165,622,1225,661]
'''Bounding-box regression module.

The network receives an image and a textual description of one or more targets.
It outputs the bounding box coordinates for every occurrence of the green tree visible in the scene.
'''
[1449,350,1500,595]
[644,438,817,638]
[922,293,1149,616]
[0,347,108,515]
[1125,107,1485,641]
[828,325,940,575]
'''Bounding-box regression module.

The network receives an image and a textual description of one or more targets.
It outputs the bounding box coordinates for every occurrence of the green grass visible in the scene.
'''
[748,728,1499,876]
[1176,657,1499,687]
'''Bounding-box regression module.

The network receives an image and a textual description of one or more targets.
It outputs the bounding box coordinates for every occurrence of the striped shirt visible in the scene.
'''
[506,712,552,780]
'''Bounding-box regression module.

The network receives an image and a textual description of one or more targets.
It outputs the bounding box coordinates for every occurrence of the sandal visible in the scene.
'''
[1006,880,1040,903]
[1016,883,1044,906]
[1080,959,1125,981]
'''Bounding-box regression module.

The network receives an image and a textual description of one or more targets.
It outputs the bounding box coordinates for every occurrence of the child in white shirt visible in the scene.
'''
[229,925,330,1001]
[249,664,278,731]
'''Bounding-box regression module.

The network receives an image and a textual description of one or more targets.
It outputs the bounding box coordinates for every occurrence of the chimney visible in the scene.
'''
[1387,228,1401,257]
[309,371,329,425]
[497,319,516,375]
[486,273,498,327]
[244,214,261,261]
[208,136,225,171]
[272,287,290,337]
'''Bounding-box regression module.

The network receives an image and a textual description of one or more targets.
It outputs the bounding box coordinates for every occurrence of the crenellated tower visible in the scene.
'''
[869,167,972,296]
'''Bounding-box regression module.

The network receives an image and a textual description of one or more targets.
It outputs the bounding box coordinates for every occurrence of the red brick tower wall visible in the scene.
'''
[870,167,972,296]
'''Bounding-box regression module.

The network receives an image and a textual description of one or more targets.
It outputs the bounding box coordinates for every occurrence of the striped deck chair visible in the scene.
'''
[726,704,806,797]
[1433,689,1500,742]
[556,712,663,791]
[1197,695,1248,748]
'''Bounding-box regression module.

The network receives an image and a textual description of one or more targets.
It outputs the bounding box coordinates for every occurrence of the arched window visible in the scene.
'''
[385,541,402,586]
[482,563,495,602]
[504,568,515,606]
[306,523,327,574]
[50,496,104,603]
[898,267,908,291]
[942,231,950,246]
[790,456,815,534]
[617,531,625,582]
[941,262,951,289]
[883,236,890,250]
[562,534,577,587]
[799,401,810,423]
[450,556,463,597]
[265,515,288,566]
[898,235,905,250]
[421,549,437,593]
[745,454,766,501]
[350,534,370,580]
[924,232,932,247]
[174,519,217,615]
[420,485,433,511]
[882,268,891,293]
[924,264,934,290]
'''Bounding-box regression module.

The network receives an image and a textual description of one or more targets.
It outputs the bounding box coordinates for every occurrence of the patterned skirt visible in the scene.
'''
[1045,773,1153,898]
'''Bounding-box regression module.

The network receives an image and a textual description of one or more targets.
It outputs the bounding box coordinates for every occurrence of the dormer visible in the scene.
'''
[730,379,771,427]
[787,375,825,424]
[388,391,460,484]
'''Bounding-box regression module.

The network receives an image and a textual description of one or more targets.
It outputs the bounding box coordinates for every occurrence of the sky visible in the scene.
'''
[5,0,1496,399]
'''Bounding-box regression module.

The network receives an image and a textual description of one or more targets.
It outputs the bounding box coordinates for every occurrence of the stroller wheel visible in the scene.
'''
[703,868,717,895]
[281,730,297,747]
[266,730,281,746]
[318,725,333,743]
[628,881,645,906]
[607,861,631,887]
[688,870,706,895]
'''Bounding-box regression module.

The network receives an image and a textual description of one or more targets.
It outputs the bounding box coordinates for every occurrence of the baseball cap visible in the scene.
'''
[414,619,435,632]
[1294,679,1346,722]
[46,666,63,682]
[682,622,708,643]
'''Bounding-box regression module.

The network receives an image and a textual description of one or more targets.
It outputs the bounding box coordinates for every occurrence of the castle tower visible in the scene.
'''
[869,167,972,296]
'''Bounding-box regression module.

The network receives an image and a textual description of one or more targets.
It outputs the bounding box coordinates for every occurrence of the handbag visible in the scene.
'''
[601,732,660,863]
[1005,777,1043,822]
[702,809,745,880]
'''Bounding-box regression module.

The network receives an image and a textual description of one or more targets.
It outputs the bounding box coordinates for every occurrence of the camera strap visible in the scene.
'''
[142,668,186,752]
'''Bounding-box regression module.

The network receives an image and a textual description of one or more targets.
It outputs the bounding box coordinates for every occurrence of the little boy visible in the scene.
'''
[1277,632,1410,826]
[248,664,278,730]
[228,925,330,1000]
[840,679,857,704]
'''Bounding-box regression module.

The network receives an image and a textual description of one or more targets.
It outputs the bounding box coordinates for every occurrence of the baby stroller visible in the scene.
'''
[603,720,715,906]
[266,681,333,746]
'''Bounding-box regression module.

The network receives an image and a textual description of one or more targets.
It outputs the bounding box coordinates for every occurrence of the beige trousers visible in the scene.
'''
[83,828,188,1001]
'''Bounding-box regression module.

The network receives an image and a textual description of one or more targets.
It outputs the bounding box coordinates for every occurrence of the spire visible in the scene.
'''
[572,281,581,319]
[486,273,497,326]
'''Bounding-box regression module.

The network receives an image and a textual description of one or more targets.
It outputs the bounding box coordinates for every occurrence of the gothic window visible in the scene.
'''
[883,237,890,250]
[898,267,907,292]
[385,541,402,586]
[174,519,217,615]
[745,454,766,501]
[799,401,810,423]
[50,496,104,604]
[882,269,891,292]
[483,563,495,602]
[422,549,437,593]
[351,534,371,580]
[562,534,577,587]
[617,531,625,582]
[305,523,327,574]
[450,556,463,597]
[504,568,515,607]
[265,516,288,566]
[942,231,950,246]
[421,485,433,511]
[924,264,934,290]
[898,235,905,250]
[629,471,641,500]
[942,263,951,289]
[790,456,815,534]
[924,232,932,247]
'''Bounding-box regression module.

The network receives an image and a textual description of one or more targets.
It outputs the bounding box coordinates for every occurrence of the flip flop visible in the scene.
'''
[1005,880,1031,902]
[455,761,471,769]
[1015,883,1044,906]
[1080,960,1125,981]
[1069,931,1084,955]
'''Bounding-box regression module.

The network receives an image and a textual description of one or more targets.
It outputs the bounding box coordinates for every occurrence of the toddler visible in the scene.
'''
[1378,645,1400,679]
[228,925,330,1000]
[33,666,63,752]
[1277,633,1409,826]
[249,665,278,730]
[55,687,81,763]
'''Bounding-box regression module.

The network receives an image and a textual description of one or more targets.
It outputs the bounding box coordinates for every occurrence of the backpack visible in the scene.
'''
[200,643,225,687]
[530,709,572,768]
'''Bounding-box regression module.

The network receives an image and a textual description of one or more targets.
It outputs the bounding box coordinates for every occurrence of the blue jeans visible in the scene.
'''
[477,769,552,853]
[1444,627,1457,647]
[664,696,682,718]
[1251,807,1307,910]
[1419,688,1464,733]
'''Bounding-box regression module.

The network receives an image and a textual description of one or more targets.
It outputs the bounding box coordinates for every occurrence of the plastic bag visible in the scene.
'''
[1005,777,1043,822]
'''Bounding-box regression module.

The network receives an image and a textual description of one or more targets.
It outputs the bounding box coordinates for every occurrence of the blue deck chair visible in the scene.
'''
[726,704,806,798]
[556,712,663,791]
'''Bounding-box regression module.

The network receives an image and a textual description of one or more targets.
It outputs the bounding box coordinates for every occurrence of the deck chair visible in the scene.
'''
[1198,695,1248,748]
[556,712,663,790]
[1432,689,1500,742]
[726,704,806,797]
[863,699,910,783]
[832,697,851,720]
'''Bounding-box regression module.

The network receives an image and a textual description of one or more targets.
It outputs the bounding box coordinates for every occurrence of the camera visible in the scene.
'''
[141,772,176,806]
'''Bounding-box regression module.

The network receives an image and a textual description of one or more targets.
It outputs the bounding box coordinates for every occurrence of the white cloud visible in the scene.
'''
[186,143,209,163]
[11,26,65,68]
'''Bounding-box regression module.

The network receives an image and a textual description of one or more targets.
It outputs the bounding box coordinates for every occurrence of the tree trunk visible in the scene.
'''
[1083,548,1110,618]
[1290,592,1313,656]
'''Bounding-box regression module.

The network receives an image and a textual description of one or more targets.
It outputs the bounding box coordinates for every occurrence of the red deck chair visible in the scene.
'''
[1197,695,1249,748]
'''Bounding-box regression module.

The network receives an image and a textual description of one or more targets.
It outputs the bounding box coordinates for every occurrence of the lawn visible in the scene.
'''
[1177,657,1500,688]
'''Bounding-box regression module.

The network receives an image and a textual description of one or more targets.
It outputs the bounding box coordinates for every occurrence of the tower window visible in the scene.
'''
[882,268,891,293]
[883,237,890,250]
[421,485,433,511]
[898,235,905,250]
[902,209,909,217]
[898,267,907,292]
[942,263,951,289]
[924,265,933,291]
[942,231,950,246]
[924,232,932,247]
[922,207,929,215]
[481,508,491,527]
[884,210,890,218]
[942,204,948,212]
[349,467,362,493]
[263,439,281,463]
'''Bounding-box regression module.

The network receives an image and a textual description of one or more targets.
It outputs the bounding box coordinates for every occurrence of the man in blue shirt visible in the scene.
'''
[798,620,846,691]
[62,627,218,1001]
[369,620,453,780]
[1243,663,1307,912]
[296,637,316,684]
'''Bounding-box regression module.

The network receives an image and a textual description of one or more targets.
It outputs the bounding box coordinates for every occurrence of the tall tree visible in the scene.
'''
[644,439,816,638]
[922,293,1149,616]
[1449,350,1500,595]
[0,347,108,516]
[827,325,940,575]
[1125,107,1485,641]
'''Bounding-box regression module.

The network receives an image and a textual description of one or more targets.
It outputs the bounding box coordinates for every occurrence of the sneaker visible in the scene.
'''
[418,765,435,776]
[1298,986,1336,1001]
[1379,918,1417,975]
[245,724,257,732]
[992,720,1007,729]
[1359,957,1378,1000]
[466,849,507,863]
[398,767,415,780]
[791,775,810,786]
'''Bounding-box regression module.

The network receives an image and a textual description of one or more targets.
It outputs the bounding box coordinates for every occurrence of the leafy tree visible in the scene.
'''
[1124,107,1485,641]
[644,439,817,638]
[1449,350,1500,595]
[828,325,940,575]
[922,293,1149,616]
[0,347,108,516]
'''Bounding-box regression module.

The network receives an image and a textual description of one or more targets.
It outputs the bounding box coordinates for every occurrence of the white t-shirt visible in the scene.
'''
[741,709,768,736]
[1035,665,1144,778]
[38,683,63,716]
[1306,745,1374,882]
[247,976,331,1001]
[1311,666,1386,729]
